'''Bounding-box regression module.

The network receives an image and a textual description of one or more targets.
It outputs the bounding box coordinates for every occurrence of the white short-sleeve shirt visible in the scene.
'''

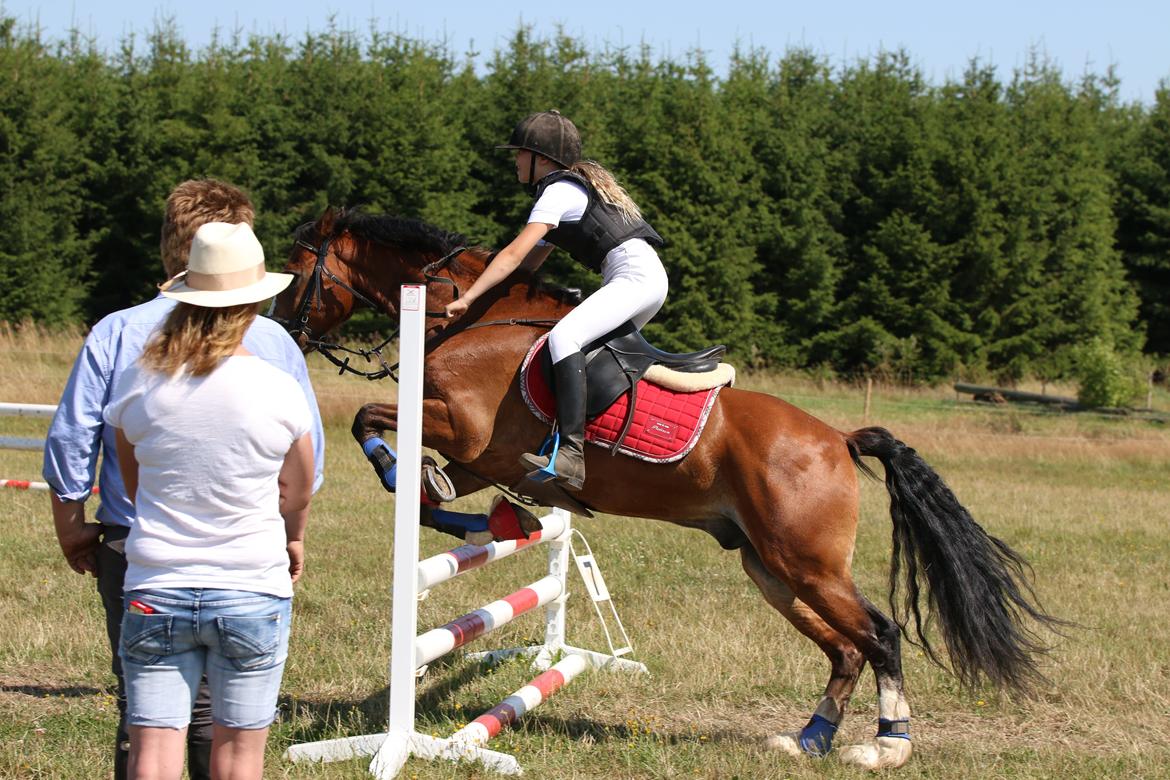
[104,356,311,597]
[529,179,589,245]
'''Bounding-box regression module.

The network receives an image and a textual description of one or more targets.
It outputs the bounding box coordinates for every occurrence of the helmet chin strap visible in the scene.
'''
[524,152,541,194]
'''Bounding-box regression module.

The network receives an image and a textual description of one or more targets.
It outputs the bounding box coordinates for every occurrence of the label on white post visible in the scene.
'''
[402,286,421,311]
[573,554,612,602]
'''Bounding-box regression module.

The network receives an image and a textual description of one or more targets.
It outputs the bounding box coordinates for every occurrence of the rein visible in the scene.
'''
[271,234,561,381]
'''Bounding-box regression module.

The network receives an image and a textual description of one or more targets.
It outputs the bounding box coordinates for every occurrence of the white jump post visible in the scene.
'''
[285,284,644,778]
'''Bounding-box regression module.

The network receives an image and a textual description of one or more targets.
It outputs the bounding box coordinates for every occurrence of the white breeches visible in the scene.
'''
[547,239,669,364]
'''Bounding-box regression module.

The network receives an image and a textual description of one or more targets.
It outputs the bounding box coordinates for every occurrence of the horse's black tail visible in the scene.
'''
[846,426,1065,694]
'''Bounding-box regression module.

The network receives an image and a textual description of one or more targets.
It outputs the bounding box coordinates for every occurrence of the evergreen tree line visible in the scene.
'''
[3,17,1168,383]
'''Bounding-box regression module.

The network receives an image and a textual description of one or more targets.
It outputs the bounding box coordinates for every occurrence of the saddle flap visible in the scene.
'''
[586,321,726,373]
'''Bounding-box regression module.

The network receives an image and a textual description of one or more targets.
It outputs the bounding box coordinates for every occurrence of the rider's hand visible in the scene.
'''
[445,297,470,319]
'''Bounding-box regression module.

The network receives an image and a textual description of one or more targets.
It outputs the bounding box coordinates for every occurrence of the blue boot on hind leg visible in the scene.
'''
[762,697,843,759]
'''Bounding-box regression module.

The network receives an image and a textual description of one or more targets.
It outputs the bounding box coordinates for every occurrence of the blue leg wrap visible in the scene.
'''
[362,437,398,492]
[798,714,839,757]
[429,508,489,534]
[876,718,911,741]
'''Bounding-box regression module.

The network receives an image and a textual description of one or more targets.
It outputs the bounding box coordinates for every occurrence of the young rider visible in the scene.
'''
[444,110,668,491]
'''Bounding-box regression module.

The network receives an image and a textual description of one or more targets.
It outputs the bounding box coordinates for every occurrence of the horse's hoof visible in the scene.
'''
[762,731,804,757]
[839,737,912,770]
[465,530,494,547]
[421,457,457,503]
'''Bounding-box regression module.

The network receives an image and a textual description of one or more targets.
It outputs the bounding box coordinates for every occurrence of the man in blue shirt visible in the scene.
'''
[43,179,325,780]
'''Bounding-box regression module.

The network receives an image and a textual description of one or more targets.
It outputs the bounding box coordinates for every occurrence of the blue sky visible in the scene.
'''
[12,1,1169,103]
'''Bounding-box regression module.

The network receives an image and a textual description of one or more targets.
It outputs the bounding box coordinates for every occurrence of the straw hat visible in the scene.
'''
[160,222,292,307]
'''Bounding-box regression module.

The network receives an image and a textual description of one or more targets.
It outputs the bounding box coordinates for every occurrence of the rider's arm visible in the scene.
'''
[519,242,555,273]
[445,222,551,316]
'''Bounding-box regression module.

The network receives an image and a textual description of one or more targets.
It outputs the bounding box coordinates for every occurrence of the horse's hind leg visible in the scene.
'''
[836,599,913,770]
[779,566,913,769]
[740,544,865,758]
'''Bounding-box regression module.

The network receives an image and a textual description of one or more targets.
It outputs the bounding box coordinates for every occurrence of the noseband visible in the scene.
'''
[267,232,464,381]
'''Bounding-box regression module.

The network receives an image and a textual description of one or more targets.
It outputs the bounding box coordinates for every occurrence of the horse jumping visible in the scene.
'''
[271,207,1063,769]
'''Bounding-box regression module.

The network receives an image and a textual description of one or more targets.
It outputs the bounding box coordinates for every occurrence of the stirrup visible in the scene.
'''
[525,430,561,484]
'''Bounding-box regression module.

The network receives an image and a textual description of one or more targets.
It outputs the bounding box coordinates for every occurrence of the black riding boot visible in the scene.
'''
[520,352,587,491]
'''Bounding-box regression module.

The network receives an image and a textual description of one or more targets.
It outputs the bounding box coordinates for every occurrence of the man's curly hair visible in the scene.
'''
[160,179,254,277]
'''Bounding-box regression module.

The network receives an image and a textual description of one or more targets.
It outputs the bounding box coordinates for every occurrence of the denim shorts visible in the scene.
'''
[120,588,292,729]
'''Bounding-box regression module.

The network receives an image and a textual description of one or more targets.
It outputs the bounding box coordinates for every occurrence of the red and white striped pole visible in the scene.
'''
[414,575,564,667]
[449,655,589,747]
[1,479,97,494]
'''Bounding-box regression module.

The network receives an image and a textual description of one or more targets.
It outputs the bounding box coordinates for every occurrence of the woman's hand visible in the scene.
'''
[445,297,470,319]
[287,541,305,584]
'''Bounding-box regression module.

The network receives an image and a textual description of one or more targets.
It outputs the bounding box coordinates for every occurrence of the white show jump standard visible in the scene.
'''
[284,285,644,779]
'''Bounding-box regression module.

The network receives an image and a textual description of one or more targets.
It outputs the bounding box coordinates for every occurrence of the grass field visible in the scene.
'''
[2,324,1169,779]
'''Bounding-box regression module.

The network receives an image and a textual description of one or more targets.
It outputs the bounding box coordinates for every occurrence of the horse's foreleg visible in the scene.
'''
[351,400,485,494]
[740,544,866,759]
[351,400,485,455]
[351,402,517,544]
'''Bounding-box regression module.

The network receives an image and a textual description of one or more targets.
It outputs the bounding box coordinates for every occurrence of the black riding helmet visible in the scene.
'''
[498,110,582,184]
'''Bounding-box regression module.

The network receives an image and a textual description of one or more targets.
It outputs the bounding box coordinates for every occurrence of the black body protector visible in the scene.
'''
[533,170,664,273]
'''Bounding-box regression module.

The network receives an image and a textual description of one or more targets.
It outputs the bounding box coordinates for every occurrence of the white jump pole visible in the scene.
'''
[1,403,102,495]
[1,404,55,453]
[0,403,57,417]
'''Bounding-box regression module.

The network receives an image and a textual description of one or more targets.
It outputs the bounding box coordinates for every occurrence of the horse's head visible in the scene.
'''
[271,206,476,352]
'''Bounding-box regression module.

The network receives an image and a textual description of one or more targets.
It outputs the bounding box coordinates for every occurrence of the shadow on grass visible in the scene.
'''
[0,684,106,698]
[277,655,727,749]
[276,655,493,744]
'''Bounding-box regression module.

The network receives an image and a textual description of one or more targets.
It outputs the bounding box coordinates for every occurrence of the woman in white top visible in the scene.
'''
[444,110,669,492]
[104,222,314,780]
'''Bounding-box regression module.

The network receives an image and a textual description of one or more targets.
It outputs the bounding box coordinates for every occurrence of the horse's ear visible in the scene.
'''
[316,206,338,236]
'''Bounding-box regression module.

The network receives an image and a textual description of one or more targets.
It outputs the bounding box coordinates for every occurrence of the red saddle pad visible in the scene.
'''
[519,336,726,464]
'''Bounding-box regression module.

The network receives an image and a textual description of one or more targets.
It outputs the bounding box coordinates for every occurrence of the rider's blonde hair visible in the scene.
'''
[569,160,643,224]
[141,302,257,377]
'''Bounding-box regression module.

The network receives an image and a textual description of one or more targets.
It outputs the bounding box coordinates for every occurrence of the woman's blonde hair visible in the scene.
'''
[141,302,258,377]
[569,160,642,223]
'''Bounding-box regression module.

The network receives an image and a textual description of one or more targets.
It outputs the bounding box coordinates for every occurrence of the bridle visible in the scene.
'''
[268,229,465,381]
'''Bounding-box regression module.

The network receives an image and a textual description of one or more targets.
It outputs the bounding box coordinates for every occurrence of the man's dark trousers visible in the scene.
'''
[95,526,213,780]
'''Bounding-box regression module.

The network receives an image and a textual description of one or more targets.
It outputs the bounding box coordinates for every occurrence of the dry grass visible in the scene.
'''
[2,327,1169,778]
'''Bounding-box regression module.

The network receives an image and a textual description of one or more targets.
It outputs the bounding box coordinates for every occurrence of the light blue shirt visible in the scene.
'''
[42,295,326,527]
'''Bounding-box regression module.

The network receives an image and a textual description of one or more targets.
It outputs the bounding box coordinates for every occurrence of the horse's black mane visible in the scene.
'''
[301,207,580,304]
[331,209,468,257]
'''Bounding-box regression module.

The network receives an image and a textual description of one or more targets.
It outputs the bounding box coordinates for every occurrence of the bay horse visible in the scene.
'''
[272,207,1062,770]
